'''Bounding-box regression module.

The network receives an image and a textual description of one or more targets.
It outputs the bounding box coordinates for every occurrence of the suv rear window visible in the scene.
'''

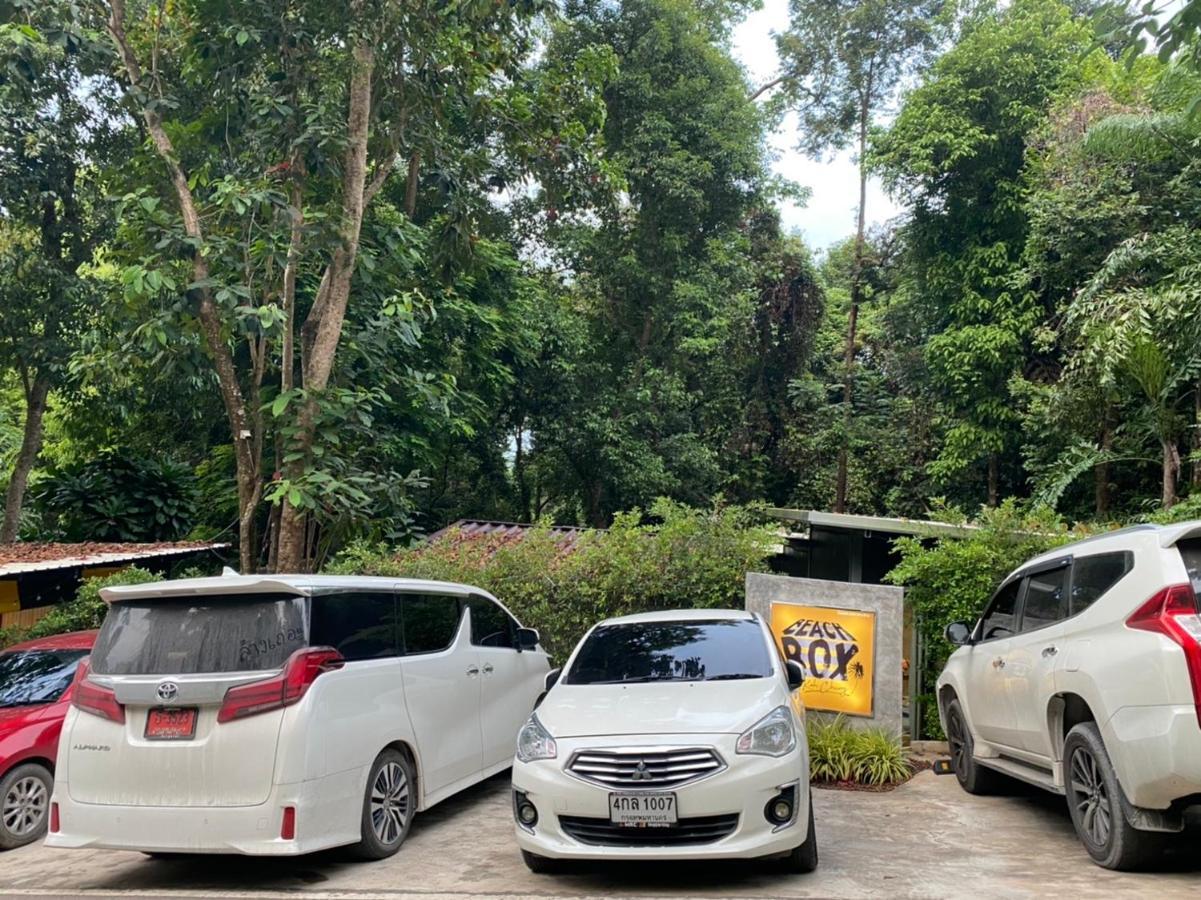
[90,593,306,675]
[1176,539,1201,597]
[565,619,772,685]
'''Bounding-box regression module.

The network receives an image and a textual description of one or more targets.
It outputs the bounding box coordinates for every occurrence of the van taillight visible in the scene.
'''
[49,802,59,833]
[1127,583,1201,727]
[217,647,343,724]
[281,806,296,840]
[70,659,125,724]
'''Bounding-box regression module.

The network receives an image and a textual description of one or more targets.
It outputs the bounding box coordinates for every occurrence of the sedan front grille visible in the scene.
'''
[566,747,725,788]
[559,814,739,847]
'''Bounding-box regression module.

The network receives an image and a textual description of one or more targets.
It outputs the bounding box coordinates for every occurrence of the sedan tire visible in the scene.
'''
[0,763,52,850]
[1063,723,1161,871]
[780,801,819,873]
[521,848,564,874]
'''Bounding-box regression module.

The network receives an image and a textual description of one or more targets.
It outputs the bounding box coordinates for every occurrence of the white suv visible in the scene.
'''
[937,522,1201,870]
[46,574,548,858]
[512,609,816,873]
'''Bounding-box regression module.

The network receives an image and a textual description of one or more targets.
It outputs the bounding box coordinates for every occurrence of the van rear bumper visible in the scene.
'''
[46,767,366,856]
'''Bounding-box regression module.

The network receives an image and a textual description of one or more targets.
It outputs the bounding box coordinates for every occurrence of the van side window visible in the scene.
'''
[979,579,1020,641]
[1020,565,1069,632]
[1071,552,1134,615]
[310,592,399,660]
[467,596,517,649]
[401,594,462,654]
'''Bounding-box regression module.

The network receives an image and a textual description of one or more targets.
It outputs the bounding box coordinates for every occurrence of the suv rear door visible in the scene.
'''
[68,591,307,808]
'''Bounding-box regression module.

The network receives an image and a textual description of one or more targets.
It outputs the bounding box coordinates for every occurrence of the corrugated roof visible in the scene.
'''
[0,542,229,577]
[766,508,979,539]
[426,519,592,554]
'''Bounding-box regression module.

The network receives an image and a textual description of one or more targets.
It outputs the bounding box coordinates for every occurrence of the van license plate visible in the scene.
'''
[609,792,677,826]
[145,707,197,740]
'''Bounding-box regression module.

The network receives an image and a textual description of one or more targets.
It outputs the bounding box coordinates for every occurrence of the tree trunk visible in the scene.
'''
[987,453,999,508]
[276,26,376,572]
[1193,380,1201,488]
[834,88,872,514]
[1163,438,1178,509]
[1094,422,1111,518]
[1,374,51,542]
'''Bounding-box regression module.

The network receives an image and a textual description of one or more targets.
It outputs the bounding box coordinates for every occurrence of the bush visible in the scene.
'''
[884,500,1086,738]
[25,567,163,641]
[328,499,776,659]
[807,715,911,786]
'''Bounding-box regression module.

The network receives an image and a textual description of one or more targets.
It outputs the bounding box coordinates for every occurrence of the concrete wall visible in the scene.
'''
[746,572,905,736]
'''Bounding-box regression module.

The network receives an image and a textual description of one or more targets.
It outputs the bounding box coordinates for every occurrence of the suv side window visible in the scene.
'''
[1070,551,1133,615]
[310,592,399,660]
[467,595,517,649]
[1020,564,1070,632]
[979,579,1021,641]
[400,593,462,654]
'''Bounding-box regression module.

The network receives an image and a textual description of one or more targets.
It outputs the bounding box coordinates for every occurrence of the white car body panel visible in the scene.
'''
[48,574,548,855]
[938,524,1201,815]
[513,609,812,861]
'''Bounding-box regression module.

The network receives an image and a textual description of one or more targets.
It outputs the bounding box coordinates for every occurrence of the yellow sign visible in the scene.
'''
[770,602,875,717]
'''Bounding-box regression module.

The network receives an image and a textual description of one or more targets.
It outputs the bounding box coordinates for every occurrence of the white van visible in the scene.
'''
[46,574,549,858]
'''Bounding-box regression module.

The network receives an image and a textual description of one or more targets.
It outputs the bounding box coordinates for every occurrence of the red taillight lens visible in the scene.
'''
[49,802,59,833]
[70,659,125,724]
[281,806,296,840]
[1128,583,1201,727]
[217,647,343,724]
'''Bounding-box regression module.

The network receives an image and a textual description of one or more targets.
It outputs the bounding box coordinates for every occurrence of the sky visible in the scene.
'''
[731,0,903,251]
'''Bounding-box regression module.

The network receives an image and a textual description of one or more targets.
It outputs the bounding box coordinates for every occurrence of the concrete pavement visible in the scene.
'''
[0,770,1196,898]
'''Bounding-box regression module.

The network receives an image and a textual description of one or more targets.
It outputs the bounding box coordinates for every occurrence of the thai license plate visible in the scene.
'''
[145,707,198,740]
[609,792,677,826]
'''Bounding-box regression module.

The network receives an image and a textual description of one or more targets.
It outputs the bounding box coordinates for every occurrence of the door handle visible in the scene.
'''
[466,665,480,677]
[482,663,494,675]
[1042,646,1058,658]
[992,657,1005,669]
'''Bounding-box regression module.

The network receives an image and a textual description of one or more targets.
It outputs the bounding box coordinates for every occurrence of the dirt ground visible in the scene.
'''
[0,769,1197,899]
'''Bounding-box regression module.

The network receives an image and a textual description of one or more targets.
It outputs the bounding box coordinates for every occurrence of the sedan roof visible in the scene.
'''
[2,629,97,654]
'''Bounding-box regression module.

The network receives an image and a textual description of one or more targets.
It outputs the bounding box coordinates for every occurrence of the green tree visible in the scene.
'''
[767,0,947,512]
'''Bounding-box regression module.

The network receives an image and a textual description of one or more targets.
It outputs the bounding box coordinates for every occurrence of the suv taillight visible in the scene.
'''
[1127,583,1201,727]
[70,659,125,724]
[217,647,343,724]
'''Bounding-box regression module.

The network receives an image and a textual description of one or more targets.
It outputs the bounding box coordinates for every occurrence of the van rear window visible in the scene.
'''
[90,593,307,675]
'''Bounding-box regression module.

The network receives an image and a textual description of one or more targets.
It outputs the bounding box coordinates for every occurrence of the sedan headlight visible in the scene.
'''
[516,713,557,762]
[736,705,796,757]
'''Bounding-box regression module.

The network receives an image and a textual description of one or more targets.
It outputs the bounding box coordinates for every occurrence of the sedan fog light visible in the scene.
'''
[771,799,792,822]
[765,784,798,828]
[513,790,538,829]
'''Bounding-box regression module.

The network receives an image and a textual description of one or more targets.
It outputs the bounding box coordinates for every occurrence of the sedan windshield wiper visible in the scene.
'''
[704,673,766,681]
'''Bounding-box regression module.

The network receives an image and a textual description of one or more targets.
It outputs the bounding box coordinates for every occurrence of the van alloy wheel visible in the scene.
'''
[370,761,410,846]
[3,775,47,837]
[1069,746,1111,848]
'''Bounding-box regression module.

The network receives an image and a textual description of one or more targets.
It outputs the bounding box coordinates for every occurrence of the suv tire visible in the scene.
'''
[1063,723,1161,870]
[349,749,415,861]
[0,762,52,850]
[780,801,819,873]
[944,697,1006,795]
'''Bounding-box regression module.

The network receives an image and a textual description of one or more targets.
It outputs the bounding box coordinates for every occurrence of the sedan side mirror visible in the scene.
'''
[544,667,561,693]
[516,627,540,652]
[945,621,973,646]
[785,660,805,691]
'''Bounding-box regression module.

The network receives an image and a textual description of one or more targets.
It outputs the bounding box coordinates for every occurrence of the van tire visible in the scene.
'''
[945,697,1005,795]
[0,763,52,850]
[1063,723,1162,870]
[349,749,415,861]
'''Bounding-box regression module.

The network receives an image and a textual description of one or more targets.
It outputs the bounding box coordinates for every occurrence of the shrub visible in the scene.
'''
[885,500,1086,737]
[807,715,911,786]
[25,567,163,640]
[328,499,776,659]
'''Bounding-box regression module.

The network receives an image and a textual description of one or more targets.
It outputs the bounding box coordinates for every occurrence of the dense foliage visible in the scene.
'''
[329,500,775,659]
[806,714,913,786]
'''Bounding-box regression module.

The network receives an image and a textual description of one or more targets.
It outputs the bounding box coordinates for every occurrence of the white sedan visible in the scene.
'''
[511,609,816,872]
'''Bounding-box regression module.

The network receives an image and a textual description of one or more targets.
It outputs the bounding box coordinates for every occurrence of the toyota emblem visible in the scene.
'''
[156,681,179,703]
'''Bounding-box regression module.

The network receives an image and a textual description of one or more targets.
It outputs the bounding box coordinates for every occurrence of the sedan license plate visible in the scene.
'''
[609,792,677,827]
[145,707,198,740]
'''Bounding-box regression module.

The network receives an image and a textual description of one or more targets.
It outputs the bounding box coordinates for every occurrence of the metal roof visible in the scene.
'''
[766,508,979,539]
[0,542,229,577]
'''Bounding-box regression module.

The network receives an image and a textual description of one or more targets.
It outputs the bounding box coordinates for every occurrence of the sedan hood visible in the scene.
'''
[538,679,781,738]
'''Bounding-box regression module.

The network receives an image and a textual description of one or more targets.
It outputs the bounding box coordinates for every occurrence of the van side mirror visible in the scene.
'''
[785,660,805,691]
[516,627,540,652]
[544,668,561,693]
[945,621,973,646]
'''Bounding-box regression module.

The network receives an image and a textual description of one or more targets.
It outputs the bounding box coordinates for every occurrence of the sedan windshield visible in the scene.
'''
[0,649,87,707]
[565,619,773,685]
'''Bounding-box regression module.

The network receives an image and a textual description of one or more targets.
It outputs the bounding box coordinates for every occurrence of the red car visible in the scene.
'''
[0,631,95,849]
